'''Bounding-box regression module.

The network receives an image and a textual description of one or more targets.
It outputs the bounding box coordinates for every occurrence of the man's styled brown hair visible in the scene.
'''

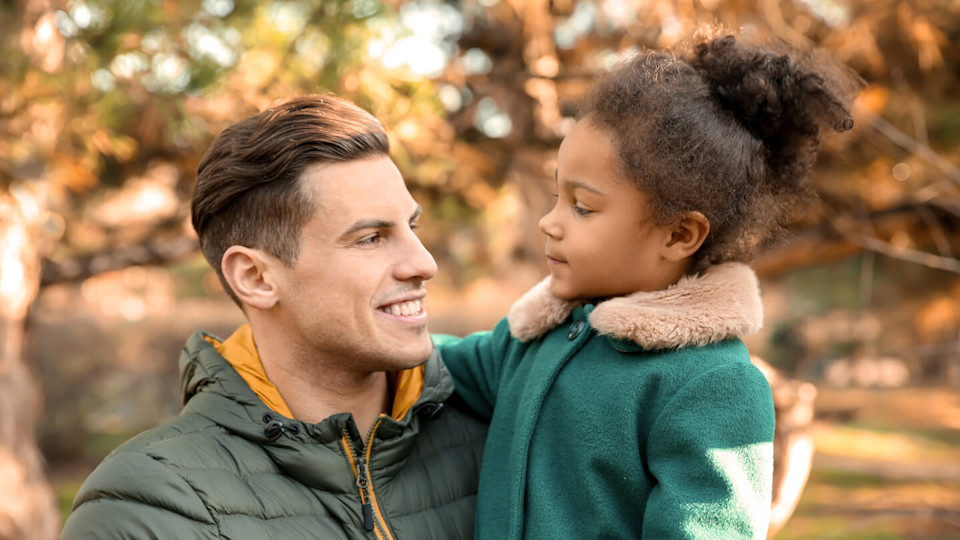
[192,94,390,306]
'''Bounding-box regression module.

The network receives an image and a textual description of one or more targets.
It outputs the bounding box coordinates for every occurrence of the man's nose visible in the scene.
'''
[396,231,438,281]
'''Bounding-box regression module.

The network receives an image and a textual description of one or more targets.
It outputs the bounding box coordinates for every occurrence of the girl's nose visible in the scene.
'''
[539,205,562,239]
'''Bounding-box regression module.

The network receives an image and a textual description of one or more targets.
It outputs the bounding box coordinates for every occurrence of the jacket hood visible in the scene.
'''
[507,262,763,349]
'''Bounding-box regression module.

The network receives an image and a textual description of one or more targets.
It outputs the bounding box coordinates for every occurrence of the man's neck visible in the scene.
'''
[249,318,391,440]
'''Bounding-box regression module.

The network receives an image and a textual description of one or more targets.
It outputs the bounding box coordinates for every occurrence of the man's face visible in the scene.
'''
[273,156,438,374]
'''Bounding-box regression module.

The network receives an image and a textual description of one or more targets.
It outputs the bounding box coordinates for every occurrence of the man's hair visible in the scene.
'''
[192,94,390,306]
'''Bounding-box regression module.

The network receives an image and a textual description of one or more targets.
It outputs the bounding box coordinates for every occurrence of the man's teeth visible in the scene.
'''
[383,299,422,316]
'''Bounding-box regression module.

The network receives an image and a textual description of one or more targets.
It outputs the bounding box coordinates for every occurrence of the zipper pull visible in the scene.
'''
[356,457,374,531]
[362,501,374,531]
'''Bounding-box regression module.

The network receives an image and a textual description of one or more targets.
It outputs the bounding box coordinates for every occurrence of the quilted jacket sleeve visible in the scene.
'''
[642,361,775,540]
[432,317,514,421]
[61,451,220,540]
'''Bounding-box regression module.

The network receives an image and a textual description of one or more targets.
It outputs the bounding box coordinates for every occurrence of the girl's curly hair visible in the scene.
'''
[581,31,857,270]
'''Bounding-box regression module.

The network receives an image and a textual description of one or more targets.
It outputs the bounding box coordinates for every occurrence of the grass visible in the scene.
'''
[775,386,960,540]
[777,467,960,539]
[56,479,84,520]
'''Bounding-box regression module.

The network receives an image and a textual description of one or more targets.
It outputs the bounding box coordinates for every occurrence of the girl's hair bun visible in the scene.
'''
[688,33,855,192]
[580,27,858,269]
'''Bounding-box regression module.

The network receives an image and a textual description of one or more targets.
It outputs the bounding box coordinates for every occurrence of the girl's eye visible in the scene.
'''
[573,204,592,216]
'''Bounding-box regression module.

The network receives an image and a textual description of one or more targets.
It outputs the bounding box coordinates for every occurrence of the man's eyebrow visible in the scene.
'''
[563,179,605,196]
[339,218,392,240]
[338,205,423,240]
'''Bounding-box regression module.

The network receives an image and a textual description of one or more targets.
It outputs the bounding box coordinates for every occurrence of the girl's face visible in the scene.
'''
[539,119,681,301]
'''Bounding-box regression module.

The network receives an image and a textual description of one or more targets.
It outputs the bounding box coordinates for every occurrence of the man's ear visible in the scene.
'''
[662,211,710,262]
[221,246,281,310]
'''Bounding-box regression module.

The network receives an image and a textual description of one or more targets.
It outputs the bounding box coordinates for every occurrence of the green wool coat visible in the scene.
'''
[436,263,775,540]
[62,331,487,540]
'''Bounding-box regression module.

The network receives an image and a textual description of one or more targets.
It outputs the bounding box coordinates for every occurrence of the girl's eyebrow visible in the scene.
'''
[563,179,605,196]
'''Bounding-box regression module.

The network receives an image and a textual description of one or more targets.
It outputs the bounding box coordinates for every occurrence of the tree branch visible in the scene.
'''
[857,105,960,186]
[40,235,200,287]
[832,217,960,274]
[753,202,960,277]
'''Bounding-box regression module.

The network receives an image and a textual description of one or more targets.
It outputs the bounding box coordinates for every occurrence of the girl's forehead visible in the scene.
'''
[558,121,623,182]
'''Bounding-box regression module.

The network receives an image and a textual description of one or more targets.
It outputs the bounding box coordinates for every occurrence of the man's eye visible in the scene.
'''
[358,233,383,246]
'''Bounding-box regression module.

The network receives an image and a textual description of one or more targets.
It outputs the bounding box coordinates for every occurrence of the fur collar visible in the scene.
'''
[506,262,763,350]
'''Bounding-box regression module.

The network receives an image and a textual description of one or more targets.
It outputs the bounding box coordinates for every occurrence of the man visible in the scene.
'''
[62,94,486,539]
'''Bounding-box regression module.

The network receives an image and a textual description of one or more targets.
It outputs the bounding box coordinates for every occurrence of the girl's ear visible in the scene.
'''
[662,211,710,262]
[221,246,281,310]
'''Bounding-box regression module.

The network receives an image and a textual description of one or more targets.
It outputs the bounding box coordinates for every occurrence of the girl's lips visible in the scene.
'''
[546,254,567,265]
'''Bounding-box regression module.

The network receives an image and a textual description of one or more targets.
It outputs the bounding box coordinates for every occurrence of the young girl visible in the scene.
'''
[435,30,854,539]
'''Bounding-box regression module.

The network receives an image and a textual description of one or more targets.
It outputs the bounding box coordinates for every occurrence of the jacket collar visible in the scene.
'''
[203,324,426,422]
[177,334,454,491]
[178,332,453,442]
[507,262,763,350]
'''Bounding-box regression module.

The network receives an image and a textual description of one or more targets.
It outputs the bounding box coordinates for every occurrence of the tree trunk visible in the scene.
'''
[0,194,59,540]
[752,357,818,539]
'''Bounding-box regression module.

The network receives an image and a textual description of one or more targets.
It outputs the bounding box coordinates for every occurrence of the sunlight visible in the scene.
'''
[202,0,235,18]
[265,1,309,37]
[796,0,850,27]
[145,53,190,93]
[0,220,29,316]
[709,443,775,534]
[461,48,493,75]
[474,97,512,138]
[54,11,79,38]
[555,2,596,49]
[109,51,148,79]
[438,84,463,112]
[382,36,448,77]
[186,23,237,67]
[601,0,637,27]
[372,1,463,77]
[0,450,28,523]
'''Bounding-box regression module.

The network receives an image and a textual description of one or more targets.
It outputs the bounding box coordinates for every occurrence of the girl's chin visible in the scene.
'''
[548,280,579,301]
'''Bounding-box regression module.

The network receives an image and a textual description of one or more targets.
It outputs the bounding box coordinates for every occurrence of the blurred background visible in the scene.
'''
[1,0,958,538]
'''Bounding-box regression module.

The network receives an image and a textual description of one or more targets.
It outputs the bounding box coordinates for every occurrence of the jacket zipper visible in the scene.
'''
[343,416,395,540]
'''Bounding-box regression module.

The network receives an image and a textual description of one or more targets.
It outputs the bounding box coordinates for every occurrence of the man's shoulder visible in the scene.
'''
[62,415,224,539]
[63,411,274,538]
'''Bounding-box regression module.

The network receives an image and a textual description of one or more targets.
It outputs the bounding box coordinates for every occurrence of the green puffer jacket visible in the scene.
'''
[61,331,487,540]
[436,263,775,540]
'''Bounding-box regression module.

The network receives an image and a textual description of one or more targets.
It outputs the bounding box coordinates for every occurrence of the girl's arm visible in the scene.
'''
[642,361,775,540]
[432,317,515,421]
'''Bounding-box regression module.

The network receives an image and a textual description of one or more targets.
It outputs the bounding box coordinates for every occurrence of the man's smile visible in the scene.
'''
[377,298,425,317]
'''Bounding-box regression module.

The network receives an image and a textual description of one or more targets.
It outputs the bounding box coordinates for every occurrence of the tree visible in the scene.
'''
[3,0,960,536]
[0,1,461,536]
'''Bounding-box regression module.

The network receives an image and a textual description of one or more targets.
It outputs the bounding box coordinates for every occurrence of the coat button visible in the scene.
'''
[568,320,585,340]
